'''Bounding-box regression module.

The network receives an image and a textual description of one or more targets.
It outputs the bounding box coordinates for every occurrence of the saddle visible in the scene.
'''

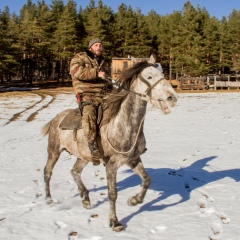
[59,107,103,141]
[59,108,82,130]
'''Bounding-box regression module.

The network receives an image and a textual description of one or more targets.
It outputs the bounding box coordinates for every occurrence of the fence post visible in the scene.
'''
[228,75,230,90]
[214,75,217,90]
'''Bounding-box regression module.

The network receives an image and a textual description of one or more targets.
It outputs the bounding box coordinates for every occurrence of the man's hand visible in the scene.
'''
[98,71,106,79]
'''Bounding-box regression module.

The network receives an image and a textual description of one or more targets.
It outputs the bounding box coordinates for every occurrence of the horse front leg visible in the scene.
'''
[127,157,152,206]
[70,158,90,209]
[106,159,124,232]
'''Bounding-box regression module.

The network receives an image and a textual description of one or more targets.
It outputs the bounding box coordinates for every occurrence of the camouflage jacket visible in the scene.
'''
[69,50,110,96]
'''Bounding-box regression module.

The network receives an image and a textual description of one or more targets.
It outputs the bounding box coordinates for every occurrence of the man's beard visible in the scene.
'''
[91,49,102,57]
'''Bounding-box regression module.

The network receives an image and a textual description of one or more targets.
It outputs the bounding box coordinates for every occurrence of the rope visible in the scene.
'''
[106,106,153,154]
[105,73,164,154]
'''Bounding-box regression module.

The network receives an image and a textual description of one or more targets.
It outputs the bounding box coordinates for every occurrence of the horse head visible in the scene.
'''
[130,56,178,114]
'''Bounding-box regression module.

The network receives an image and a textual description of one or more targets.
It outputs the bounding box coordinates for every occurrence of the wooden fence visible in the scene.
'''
[179,77,206,90]
[207,75,240,90]
[169,75,240,90]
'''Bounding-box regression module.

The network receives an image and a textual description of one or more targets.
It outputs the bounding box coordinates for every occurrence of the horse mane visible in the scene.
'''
[101,61,155,126]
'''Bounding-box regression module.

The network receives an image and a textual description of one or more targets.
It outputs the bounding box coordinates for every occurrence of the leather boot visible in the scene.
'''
[88,141,101,165]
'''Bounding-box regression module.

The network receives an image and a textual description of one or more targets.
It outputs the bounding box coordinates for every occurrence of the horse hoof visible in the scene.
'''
[82,200,91,209]
[46,197,56,206]
[128,196,143,206]
[128,198,137,206]
[112,222,124,232]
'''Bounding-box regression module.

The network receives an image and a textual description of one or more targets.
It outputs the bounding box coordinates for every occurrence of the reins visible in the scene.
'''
[106,106,153,155]
[106,72,164,155]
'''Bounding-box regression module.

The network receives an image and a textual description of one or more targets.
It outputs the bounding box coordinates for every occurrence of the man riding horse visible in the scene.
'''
[43,54,178,231]
[69,38,112,165]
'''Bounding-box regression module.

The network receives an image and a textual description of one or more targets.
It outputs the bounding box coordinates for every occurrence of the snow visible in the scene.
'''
[0,90,240,240]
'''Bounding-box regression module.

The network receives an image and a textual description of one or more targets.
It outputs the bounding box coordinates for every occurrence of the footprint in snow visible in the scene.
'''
[150,225,167,234]
[198,189,214,202]
[197,197,208,213]
[216,211,231,224]
[209,221,223,240]
[198,189,231,222]
[55,220,67,229]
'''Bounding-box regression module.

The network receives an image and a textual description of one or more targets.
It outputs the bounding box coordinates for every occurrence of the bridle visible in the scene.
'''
[128,73,165,100]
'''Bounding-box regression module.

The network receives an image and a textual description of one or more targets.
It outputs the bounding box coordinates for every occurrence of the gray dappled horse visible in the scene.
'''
[42,56,178,231]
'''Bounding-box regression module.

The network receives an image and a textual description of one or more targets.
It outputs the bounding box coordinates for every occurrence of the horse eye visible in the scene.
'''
[147,76,152,79]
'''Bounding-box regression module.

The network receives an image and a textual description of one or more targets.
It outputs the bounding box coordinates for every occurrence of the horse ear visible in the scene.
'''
[131,57,137,64]
[148,54,156,64]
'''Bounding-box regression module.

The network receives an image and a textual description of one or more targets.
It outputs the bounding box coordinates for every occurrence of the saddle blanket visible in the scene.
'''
[59,108,82,130]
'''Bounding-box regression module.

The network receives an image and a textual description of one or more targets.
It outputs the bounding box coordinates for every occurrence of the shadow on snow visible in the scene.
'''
[90,156,240,228]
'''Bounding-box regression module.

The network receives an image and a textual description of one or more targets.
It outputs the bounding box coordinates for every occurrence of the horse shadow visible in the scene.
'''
[92,156,240,228]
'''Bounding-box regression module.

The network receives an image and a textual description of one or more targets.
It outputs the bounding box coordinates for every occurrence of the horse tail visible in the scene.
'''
[41,120,52,136]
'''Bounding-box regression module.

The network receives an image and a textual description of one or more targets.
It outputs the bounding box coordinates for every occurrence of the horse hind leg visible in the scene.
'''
[44,140,61,205]
[127,157,152,206]
[70,158,91,209]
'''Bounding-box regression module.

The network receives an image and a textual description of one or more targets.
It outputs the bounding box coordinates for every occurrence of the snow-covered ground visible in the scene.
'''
[0,90,240,240]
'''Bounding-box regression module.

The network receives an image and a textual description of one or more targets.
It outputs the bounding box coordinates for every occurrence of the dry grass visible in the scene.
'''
[0,87,74,98]
[176,89,240,93]
[1,86,239,100]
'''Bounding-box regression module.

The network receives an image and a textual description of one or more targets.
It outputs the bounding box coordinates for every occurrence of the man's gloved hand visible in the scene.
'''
[98,71,106,79]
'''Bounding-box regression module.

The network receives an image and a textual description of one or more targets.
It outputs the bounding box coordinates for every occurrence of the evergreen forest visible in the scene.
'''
[1,0,240,86]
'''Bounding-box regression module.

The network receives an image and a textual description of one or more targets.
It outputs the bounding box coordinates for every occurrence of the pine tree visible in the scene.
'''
[81,0,98,46]
[135,9,152,57]
[228,9,240,73]
[145,10,162,58]
[111,4,140,57]
[17,0,38,84]
[94,0,115,59]
[219,17,232,74]
[123,6,138,57]
[35,1,54,80]
[170,12,184,79]
[0,7,20,82]
[174,1,208,76]
[113,3,128,57]
[52,0,78,82]
[203,16,222,74]
[75,6,87,52]
[49,0,64,28]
